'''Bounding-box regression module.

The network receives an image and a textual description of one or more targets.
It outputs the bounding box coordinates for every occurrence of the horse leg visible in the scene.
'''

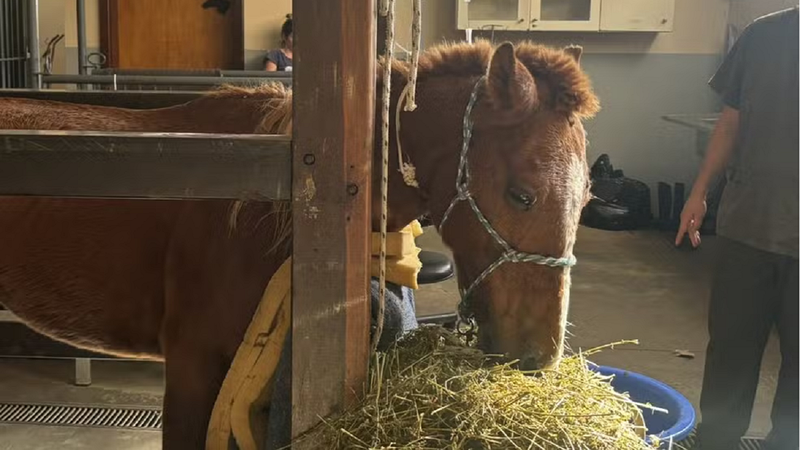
[159,201,286,450]
[161,338,229,450]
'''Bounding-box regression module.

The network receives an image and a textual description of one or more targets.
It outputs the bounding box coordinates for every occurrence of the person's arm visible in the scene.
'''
[675,106,739,247]
[691,106,739,199]
[676,22,750,248]
[264,50,279,71]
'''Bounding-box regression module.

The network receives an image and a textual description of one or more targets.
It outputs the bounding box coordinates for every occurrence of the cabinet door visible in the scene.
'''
[456,0,531,31]
[600,0,675,32]
[530,0,601,31]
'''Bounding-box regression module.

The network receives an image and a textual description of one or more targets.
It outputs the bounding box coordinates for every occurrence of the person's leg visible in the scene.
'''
[696,238,779,450]
[764,256,799,450]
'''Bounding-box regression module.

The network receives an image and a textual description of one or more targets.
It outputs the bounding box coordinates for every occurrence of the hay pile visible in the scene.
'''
[298,326,663,450]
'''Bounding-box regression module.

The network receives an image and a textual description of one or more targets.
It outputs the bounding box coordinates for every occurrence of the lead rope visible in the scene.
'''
[372,0,422,355]
[394,0,421,189]
[372,0,424,354]
[405,0,421,112]
[372,0,395,356]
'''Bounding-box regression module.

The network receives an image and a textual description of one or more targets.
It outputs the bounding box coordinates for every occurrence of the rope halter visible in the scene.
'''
[437,76,578,330]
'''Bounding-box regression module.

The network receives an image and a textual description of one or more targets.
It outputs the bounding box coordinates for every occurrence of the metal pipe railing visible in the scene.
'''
[76,0,87,77]
[90,68,292,78]
[26,0,40,89]
[41,73,292,88]
[2,0,29,88]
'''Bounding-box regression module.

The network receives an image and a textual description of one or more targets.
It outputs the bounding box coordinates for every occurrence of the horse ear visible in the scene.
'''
[486,42,537,114]
[564,45,583,65]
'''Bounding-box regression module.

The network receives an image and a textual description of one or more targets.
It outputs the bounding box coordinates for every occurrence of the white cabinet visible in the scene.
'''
[456,0,531,31]
[456,0,674,32]
[532,0,601,32]
[599,0,674,32]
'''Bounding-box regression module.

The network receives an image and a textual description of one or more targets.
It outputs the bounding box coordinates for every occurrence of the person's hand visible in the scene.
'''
[675,193,707,248]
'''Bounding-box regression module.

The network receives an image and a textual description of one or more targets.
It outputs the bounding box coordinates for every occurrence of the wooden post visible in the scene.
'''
[291,0,376,444]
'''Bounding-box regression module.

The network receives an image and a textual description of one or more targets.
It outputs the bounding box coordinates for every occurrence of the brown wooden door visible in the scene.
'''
[100,0,244,70]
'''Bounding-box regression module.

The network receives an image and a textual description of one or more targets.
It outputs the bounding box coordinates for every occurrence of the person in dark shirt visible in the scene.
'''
[264,15,292,72]
[676,6,799,450]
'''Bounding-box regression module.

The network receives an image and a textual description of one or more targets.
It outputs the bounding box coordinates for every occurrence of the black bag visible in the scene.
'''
[581,154,652,231]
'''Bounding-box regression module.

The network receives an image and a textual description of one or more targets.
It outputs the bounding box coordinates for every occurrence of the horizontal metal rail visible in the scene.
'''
[661,113,719,133]
[0,311,20,323]
[91,68,288,78]
[0,89,206,108]
[0,130,291,200]
[42,74,291,87]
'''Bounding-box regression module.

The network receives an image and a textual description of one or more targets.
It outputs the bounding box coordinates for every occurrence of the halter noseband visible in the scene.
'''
[437,76,577,329]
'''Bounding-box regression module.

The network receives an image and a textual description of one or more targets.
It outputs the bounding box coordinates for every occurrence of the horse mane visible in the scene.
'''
[208,84,293,245]
[208,39,598,138]
[204,83,293,135]
[388,40,600,119]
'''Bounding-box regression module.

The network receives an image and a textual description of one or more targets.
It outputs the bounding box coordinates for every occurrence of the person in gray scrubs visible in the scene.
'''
[676,6,798,450]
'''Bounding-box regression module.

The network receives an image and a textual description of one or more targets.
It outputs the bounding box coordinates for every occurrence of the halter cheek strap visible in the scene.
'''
[437,76,577,327]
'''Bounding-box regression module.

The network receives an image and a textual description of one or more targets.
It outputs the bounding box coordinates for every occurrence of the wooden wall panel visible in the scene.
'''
[291,0,376,444]
[100,0,244,70]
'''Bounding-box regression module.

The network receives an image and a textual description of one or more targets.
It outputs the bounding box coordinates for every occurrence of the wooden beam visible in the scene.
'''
[0,131,291,200]
[291,0,376,443]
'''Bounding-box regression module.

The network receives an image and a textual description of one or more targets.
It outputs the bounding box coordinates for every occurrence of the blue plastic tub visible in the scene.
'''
[593,365,696,447]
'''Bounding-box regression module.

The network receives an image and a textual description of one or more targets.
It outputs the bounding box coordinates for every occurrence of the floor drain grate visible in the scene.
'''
[673,430,764,450]
[0,402,162,430]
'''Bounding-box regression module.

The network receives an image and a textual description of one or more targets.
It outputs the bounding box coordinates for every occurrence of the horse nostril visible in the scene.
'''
[519,356,542,371]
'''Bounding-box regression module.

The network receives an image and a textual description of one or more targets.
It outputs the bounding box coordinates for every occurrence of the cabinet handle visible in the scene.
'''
[531,18,538,27]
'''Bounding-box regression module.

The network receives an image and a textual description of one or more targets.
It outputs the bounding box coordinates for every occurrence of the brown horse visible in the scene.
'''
[0,40,598,449]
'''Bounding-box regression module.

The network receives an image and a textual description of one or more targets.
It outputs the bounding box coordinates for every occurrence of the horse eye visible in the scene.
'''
[506,186,536,211]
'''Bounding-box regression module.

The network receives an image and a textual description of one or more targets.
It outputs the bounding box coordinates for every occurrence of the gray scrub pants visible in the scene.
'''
[696,238,798,450]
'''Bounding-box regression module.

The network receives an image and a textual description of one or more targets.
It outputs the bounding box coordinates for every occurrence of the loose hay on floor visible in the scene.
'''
[294,326,663,449]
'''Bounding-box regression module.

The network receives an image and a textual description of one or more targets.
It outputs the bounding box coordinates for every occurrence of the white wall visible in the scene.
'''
[63,0,100,48]
[243,0,292,52]
[38,0,67,74]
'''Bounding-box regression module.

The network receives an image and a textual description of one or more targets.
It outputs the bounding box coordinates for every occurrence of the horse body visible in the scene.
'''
[0,198,175,358]
[0,86,286,133]
[0,41,598,449]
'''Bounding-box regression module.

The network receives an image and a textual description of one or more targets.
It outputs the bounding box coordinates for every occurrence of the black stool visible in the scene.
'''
[416,250,458,328]
[417,250,454,285]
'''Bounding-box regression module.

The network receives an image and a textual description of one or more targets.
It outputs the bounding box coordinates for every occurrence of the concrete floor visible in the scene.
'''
[0,359,164,450]
[0,226,782,448]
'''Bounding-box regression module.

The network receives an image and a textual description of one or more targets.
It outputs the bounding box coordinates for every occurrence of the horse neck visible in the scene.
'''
[173,94,270,134]
[374,75,478,232]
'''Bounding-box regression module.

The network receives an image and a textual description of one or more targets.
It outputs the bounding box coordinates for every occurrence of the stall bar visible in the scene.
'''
[41,73,292,89]
[0,130,291,201]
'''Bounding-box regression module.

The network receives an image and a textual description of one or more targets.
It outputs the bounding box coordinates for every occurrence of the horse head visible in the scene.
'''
[382,40,600,370]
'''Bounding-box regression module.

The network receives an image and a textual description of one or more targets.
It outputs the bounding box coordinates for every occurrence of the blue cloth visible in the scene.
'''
[264,280,417,449]
[370,279,419,350]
